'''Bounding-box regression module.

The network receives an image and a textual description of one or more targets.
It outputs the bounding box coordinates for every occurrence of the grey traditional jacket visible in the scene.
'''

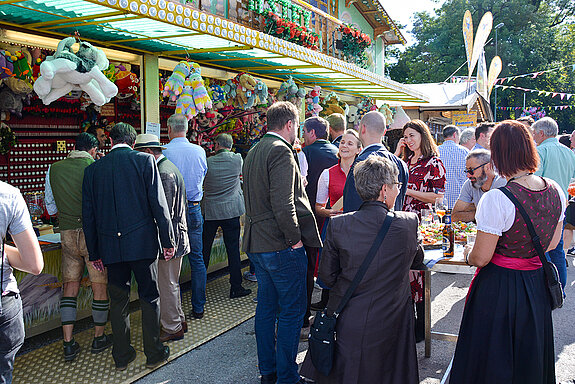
[202,149,245,221]
[242,133,321,253]
[158,156,190,258]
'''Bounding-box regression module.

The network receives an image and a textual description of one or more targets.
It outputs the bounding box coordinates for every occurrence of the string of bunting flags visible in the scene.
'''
[495,84,575,100]
[494,63,575,84]
[497,105,575,111]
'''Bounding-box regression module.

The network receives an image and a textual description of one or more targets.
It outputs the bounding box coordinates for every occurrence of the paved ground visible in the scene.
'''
[136,256,575,384]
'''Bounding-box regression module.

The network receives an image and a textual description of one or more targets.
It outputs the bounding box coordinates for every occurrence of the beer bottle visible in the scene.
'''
[442,210,454,258]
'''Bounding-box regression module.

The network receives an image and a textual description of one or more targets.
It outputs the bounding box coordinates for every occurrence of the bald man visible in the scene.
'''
[342,111,409,212]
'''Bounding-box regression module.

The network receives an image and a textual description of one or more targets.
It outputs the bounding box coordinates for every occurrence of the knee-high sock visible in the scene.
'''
[60,296,77,326]
[92,299,110,327]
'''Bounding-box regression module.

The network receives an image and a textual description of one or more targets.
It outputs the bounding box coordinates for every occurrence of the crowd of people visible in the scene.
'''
[0,101,571,384]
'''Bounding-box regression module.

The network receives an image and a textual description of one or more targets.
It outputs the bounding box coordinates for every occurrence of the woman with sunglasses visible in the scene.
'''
[450,121,566,384]
[395,119,446,342]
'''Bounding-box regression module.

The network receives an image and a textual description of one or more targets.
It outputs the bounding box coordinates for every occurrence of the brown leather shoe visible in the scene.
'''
[181,321,188,333]
[159,328,184,342]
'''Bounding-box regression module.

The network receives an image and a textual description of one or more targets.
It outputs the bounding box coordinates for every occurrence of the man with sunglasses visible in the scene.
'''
[452,149,506,222]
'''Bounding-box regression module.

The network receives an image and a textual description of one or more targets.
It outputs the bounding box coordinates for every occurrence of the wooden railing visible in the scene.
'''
[193,0,346,59]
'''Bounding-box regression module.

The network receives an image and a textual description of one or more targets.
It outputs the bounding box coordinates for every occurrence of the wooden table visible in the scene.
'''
[423,247,476,358]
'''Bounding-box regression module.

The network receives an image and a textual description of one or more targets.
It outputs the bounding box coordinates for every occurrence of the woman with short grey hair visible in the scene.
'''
[354,154,399,202]
[301,154,425,384]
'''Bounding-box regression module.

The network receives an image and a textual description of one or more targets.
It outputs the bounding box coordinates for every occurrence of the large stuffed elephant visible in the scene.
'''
[34,37,118,106]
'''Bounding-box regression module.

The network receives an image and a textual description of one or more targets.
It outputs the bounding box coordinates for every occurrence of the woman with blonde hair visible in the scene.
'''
[311,129,362,311]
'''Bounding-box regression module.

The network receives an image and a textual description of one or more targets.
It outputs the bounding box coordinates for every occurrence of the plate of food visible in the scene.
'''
[419,221,477,248]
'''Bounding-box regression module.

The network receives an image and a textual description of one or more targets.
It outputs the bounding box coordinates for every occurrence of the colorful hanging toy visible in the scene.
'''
[163,61,212,119]
[306,85,322,117]
[223,73,268,110]
[277,76,306,108]
[33,36,118,106]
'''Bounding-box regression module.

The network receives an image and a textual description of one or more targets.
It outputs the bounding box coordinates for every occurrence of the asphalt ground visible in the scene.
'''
[136,255,575,384]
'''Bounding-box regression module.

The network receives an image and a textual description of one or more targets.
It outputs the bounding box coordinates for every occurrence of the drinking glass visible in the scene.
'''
[434,197,447,223]
[421,209,433,226]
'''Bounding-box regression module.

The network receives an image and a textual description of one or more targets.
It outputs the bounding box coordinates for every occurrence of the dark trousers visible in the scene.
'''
[202,217,242,291]
[303,245,318,326]
[107,259,164,365]
[0,294,24,384]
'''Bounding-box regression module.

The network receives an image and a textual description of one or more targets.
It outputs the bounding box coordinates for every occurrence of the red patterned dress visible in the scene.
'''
[403,155,446,336]
[403,155,446,216]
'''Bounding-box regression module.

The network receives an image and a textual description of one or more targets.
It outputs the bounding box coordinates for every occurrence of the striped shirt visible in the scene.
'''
[438,140,469,209]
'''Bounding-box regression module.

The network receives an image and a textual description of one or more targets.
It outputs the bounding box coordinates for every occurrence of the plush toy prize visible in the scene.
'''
[33,37,118,106]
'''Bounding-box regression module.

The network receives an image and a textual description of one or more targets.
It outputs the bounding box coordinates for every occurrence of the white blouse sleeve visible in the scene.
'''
[315,169,330,205]
[475,189,516,236]
[298,151,308,178]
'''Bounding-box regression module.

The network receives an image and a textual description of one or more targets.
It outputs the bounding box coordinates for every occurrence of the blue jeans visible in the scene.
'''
[0,294,24,384]
[187,202,207,313]
[249,247,307,384]
[546,222,567,290]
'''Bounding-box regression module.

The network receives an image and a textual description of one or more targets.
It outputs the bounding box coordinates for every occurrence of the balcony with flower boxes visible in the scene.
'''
[186,0,405,72]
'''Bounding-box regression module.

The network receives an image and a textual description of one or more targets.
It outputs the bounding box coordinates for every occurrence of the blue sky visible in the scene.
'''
[384,0,445,46]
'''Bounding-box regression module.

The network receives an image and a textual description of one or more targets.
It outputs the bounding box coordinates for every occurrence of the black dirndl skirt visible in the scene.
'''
[450,263,555,384]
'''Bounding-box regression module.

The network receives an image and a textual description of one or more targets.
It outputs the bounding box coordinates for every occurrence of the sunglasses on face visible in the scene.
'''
[464,162,488,175]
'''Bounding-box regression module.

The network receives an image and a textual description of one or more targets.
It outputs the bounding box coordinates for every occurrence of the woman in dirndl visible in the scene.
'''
[450,120,566,383]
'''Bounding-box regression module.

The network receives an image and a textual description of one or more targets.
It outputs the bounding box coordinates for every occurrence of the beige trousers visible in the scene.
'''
[157,256,185,333]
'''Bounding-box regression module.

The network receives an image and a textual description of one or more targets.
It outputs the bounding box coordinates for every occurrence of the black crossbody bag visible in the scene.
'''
[499,187,564,310]
[308,212,394,376]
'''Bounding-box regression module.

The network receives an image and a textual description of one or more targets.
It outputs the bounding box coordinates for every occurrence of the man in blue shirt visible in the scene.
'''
[164,114,208,319]
[343,111,408,213]
[437,125,469,209]
[472,122,495,150]
[532,116,575,290]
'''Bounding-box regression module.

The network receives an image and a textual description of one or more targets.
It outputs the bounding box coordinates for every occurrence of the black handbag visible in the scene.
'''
[308,212,394,376]
[499,187,564,310]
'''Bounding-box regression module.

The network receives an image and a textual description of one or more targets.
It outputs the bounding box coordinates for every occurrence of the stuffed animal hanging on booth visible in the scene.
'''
[115,64,139,100]
[189,63,212,113]
[246,79,268,109]
[277,76,306,108]
[164,61,212,119]
[163,61,191,100]
[306,85,322,117]
[33,37,118,106]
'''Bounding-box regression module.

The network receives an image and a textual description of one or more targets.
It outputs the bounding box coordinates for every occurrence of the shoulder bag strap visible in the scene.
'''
[498,186,555,278]
[1,238,4,299]
[334,211,394,317]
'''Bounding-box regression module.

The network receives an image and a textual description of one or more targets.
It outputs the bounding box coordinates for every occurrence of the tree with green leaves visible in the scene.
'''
[387,0,575,130]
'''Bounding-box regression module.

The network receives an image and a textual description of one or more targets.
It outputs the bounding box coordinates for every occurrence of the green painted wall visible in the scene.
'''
[337,0,382,74]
